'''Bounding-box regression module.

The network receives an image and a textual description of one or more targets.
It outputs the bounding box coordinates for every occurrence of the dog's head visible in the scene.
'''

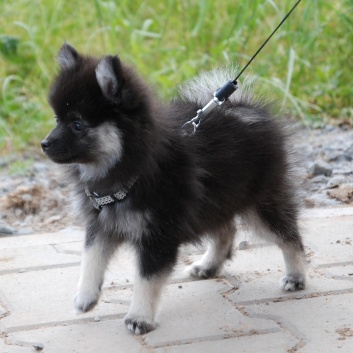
[41,44,156,178]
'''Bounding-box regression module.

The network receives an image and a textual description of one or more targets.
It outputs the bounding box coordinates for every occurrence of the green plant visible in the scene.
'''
[0,0,352,152]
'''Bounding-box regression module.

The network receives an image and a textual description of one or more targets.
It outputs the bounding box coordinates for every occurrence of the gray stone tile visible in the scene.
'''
[6,320,146,353]
[0,267,131,331]
[247,293,353,353]
[54,242,82,255]
[0,245,80,273]
[302,216,353,266]
[0,338,31,353]
[302,207,353,219]
[227,269,353,305]
[0,229,83,250]
[144,279,278,348]
[321,264,353,279]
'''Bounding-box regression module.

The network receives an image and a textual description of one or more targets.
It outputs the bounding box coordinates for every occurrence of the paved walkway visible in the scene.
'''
[1,207,353,353]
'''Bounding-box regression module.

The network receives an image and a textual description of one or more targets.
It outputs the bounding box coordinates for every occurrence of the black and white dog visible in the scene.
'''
[41,43,306,335]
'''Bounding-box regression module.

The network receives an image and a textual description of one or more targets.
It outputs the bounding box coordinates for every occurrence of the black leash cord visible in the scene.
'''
[182,0,302,135]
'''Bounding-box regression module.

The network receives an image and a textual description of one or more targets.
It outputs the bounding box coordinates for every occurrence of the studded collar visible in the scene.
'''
[85,176,138,211]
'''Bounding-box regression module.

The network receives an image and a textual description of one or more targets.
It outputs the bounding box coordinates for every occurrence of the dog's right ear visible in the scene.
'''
[95,55,123,102]
[57,43,80,70]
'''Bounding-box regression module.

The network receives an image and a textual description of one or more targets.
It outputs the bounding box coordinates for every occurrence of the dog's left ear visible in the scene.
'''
[57,43,80,70]
[95,55,123,102]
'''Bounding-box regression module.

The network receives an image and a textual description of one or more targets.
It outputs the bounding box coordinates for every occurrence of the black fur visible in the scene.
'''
[42,44,306,335]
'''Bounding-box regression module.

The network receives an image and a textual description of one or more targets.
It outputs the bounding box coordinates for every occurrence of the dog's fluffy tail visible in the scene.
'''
[178,66,255,106]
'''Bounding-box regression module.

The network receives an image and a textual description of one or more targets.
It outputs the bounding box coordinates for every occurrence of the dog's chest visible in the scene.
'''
[71,191,149,240]
[98,204,150,240]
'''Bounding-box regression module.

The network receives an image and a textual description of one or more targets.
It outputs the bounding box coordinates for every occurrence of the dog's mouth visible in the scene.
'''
[46,155,75,164]
[49,156,75,164]
[43,150,78,164]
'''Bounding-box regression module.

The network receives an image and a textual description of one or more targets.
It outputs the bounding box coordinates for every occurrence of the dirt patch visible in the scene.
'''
[336,327,353,340]
[0,158,71,233]
[327,184,353,203]
[1,184,44,214]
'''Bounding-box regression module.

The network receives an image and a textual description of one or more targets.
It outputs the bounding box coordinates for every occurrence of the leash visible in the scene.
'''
[182,0,302,135]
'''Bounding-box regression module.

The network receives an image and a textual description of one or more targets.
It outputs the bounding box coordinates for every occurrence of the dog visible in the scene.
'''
[41,43,306,335]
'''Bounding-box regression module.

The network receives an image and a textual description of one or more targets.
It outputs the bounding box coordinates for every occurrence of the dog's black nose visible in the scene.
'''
[41,139,50,151]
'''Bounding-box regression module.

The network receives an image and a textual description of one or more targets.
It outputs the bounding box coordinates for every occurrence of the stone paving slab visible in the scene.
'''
[0,267,131,331]
[1,207,353,352]
[302,216,353,266]
[145,280,278,348]
[0,228,83,249]
[4,320,145,353]
[228,270,353,305]
[0,339,30,353]
[0,245,80,274]
[246,293,353,353]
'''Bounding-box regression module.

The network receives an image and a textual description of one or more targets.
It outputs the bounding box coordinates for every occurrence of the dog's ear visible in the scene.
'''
[57,43,80,70]
[95,55,123,102]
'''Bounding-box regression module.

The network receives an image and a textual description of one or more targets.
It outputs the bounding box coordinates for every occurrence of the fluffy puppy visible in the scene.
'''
[42,43,306,335]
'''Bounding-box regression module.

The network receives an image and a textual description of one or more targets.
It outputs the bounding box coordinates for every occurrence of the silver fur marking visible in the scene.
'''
[79,123,123,182]
[96,57,118,98]
[57,44,77,70]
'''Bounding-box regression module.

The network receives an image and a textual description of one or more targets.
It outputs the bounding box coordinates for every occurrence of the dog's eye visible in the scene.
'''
[73,121,84,132]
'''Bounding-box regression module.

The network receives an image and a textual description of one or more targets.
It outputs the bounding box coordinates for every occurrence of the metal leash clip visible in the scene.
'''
[182,94,224,135]
[182,81,238,135]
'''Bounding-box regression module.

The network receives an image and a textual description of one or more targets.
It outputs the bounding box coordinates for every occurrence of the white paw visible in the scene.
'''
[280,274,305,291]
[124,315,157,335]
[185,261,218,279]
[74,289,100,312]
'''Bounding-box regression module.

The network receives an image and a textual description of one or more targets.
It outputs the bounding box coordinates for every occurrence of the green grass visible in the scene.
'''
[0,0,352,152]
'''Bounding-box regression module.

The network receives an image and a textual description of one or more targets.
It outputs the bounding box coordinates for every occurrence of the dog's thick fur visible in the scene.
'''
[42,44,306,335]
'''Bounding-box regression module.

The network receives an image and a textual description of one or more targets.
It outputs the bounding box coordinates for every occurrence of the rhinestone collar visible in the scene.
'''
[85,176,138,211]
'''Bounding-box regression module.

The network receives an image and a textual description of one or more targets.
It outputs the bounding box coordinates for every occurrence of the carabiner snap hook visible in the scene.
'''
[182,110,203,135]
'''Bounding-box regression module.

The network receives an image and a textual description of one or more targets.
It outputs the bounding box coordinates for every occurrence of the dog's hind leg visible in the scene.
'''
[250,202,306,291]
[75,227,119,312]
[186,222,235,279]
[125,235,179,335]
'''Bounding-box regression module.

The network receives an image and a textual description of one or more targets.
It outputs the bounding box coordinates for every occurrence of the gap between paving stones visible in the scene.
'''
[135,336,157,353]
[223,292,307,353]
[227,287,353,306]
[2,336,46,351]
[3,313,125,334]
[242,309,307,353]
[0,297,10,320]
[51,243,81,256]
[141,327,280,350]
[317,261,353,269]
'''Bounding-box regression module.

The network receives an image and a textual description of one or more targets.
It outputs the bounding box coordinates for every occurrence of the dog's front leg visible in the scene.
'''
[125,238,178,335]
[75,227,117,312]
[125,272,168,334]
